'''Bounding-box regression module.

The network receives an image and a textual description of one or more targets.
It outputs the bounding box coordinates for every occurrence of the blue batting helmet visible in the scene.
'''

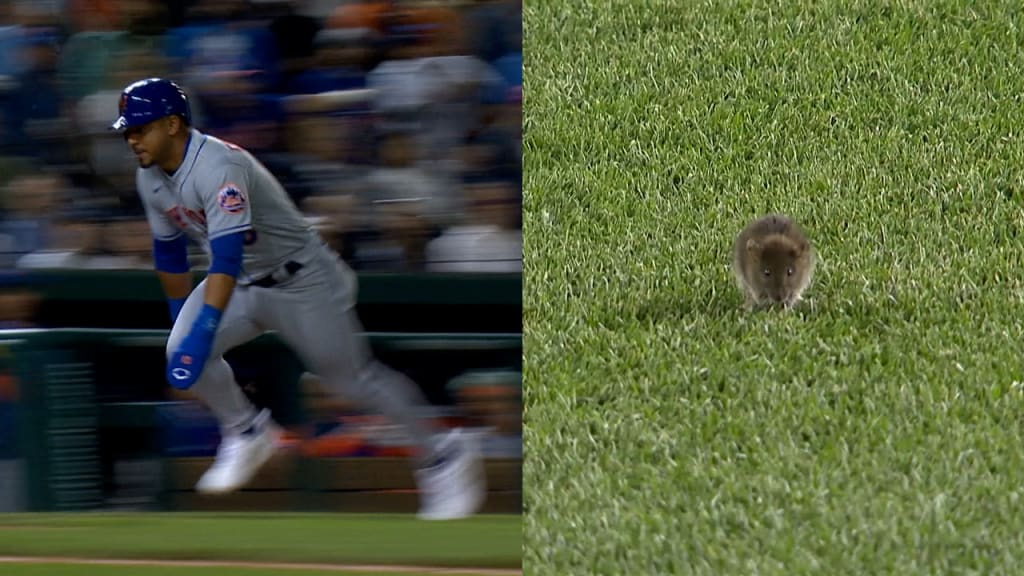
[109,78,191,132]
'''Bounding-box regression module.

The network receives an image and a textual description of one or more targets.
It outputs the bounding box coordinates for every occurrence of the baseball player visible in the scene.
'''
[109,77,484,520]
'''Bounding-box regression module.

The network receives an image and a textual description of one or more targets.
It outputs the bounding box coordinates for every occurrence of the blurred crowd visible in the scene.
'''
[0,0,522,274]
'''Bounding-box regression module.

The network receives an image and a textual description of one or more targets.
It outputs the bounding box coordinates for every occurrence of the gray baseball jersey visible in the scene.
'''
[137,128,320,282]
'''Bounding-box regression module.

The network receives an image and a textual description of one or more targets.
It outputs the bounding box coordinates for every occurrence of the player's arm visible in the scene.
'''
[165,233,243,388]
[140,177,193,324]
[153,233,192,322]
[200,161,253,317]
[203,159,257,307]
[202,232,245,314]
[165,162,252,390]
[158,268,192,300]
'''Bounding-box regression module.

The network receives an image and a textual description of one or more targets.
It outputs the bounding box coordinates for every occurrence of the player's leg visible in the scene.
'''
[254,248,485,519]
[169,278,276,494]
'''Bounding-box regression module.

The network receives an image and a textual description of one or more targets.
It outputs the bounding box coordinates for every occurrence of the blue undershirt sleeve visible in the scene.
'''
[153,234,189,273]
[208,230,245,277]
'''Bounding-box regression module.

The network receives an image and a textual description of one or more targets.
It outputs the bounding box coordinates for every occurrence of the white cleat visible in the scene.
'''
[415,428,487,520]
[195,409,278,495]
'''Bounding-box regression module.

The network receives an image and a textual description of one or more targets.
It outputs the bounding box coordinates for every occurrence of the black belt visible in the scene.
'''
[248,261,303,288]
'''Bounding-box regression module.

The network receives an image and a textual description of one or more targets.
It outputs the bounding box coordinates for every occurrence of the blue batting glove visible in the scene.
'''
[166,304,222,390]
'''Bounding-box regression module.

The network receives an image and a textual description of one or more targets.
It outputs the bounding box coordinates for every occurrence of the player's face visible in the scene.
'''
[122,118,172,168]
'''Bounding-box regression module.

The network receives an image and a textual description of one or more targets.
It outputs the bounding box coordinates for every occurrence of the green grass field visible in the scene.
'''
[524,0,1024,574]
[0,513,519,572]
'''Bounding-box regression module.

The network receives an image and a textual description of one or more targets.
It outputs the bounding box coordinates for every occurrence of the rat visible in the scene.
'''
[732,214,815,310]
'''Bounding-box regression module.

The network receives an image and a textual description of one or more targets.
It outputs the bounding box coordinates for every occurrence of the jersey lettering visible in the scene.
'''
[183,207,206,224]
[166,205,206,229]
[165,206,188,229]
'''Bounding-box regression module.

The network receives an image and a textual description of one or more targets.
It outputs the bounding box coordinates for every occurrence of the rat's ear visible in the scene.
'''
[746,238,760,252]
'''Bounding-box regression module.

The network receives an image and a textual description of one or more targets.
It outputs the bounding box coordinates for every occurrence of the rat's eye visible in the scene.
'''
[787,267,794,276]
[763,268,771,277]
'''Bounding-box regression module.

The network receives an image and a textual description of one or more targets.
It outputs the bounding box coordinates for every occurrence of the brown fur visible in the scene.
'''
[732,214,815,310]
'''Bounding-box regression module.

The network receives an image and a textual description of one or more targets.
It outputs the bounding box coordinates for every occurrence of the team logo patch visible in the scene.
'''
[218,184,247,215]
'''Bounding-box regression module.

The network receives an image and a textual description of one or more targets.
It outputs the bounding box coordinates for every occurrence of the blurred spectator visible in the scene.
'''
[12,0,64,24]
[366,125,458,225]
[4,25,70,164]
[500,86,522,169]
[161,0,283,154]
[274,97,372,203]
[1,170,153,270]
[325,0,390,37]
[303,192,357,256]
[366,4,506,169]
[446,369,521,457]
[56,0,127,106]
[464,0,521,64]
[346,125,442,271]
[200,91,284,155]
[0,172,70,259]
[166,0,280,95]
[87,216,152,269]
[122,0,171,42]
[267,0,323,92]
[343,198,429,272]
[0,272,40,327]
[15,211,102,269]
[0,2,30,89]
[55,0,170,106]
[284,27,373,95]
[16,214,152,270]
[460,107,520,186]
[425,178,521,273]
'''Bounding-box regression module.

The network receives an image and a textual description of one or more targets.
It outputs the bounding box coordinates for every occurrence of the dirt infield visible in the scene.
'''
[0,556,522,575]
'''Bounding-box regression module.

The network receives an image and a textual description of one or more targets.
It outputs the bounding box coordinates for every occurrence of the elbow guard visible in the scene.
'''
[153,234,189,273]
[208,231,246,277]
